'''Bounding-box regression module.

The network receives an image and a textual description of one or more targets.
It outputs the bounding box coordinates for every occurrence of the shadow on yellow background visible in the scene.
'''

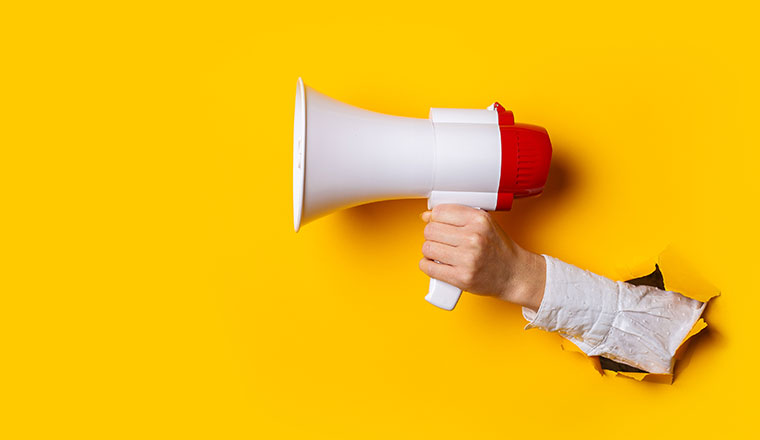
[1,0,758,438]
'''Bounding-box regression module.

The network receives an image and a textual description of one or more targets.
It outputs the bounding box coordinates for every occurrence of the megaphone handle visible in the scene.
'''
[425,277,462,311]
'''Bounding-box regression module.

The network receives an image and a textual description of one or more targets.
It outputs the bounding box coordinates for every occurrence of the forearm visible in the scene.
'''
[514,254,706,374]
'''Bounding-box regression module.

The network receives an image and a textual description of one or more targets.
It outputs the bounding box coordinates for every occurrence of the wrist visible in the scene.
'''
[499,249,546,312]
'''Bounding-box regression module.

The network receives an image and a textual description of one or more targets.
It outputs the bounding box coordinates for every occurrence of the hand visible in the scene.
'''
[419,204,546,311]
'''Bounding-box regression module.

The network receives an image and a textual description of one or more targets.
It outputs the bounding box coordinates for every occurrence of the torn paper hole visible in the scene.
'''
[560,246,720,384]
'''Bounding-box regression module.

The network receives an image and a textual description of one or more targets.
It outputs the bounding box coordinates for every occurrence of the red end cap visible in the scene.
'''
[493,102,552,210]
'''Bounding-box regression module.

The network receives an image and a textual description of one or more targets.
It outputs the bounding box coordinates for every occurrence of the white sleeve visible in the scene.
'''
[521,254,706,374]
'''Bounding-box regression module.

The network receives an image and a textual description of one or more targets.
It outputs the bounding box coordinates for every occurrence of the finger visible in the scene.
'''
[431,204,480,227]
[423,221,466,246]
[421,240,461,265]
[420,211,431,222]
[419,258,459,284]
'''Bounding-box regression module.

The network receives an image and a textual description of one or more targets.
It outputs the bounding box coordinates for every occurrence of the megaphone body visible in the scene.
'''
[293,78,551,310]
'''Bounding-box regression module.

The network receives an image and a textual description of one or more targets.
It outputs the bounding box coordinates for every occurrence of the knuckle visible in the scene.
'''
[421,241,432,255]
[458,270,475,288]
[468,232,484,249]
[472,211,490,227]
[463,252,478,269]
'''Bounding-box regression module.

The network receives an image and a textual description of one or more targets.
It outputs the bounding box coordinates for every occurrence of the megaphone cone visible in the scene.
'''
[293,78,436,232]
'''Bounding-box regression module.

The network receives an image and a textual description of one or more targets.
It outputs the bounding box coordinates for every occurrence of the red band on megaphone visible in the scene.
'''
[494,102,517,210]
[492,102,552,210]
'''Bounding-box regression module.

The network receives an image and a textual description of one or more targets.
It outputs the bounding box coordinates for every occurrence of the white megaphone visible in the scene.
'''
[293,78,552,310]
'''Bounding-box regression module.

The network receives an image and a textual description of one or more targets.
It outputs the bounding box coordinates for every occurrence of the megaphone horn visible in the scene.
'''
[293,78,552,311]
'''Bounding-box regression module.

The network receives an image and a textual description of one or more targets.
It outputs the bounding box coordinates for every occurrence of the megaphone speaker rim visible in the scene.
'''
[293,77,306,232]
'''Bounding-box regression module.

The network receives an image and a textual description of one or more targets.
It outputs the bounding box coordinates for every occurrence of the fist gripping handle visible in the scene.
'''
[424,195,490,311]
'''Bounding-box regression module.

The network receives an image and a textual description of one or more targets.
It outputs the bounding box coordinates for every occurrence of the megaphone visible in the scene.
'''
[293,78,551,310]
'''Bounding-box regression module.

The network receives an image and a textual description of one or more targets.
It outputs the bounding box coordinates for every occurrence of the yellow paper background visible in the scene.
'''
[2,1,758,438]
